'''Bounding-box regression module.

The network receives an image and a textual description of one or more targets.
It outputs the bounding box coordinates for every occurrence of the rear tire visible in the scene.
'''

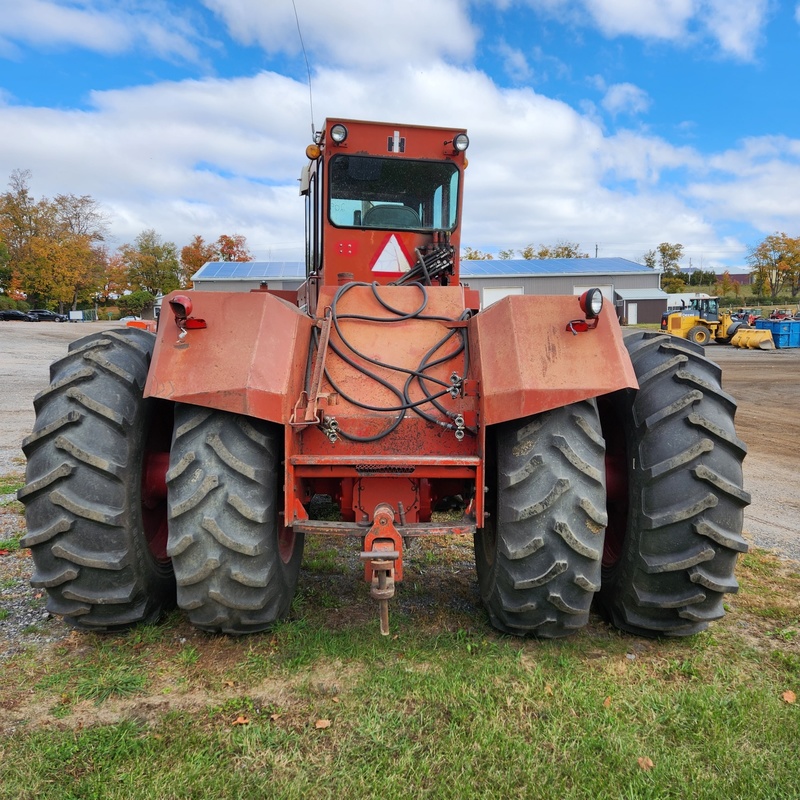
[475,400,606,637]
[597,331,749,636]
[687,325,711,345]
[166,405,303,634]
[19,329,175,630]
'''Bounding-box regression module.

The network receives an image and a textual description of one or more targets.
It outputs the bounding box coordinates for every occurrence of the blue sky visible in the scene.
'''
[1,0,799,271]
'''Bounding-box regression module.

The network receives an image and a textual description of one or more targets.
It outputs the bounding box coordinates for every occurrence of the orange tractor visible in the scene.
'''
[19,119,749,638]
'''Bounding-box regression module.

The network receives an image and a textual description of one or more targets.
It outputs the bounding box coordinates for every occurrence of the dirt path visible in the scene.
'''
[1,323,797,558]
[709,343,800,559]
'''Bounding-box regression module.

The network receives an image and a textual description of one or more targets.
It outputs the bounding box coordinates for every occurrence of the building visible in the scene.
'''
[460,257,665,323]
[191,256,667,324]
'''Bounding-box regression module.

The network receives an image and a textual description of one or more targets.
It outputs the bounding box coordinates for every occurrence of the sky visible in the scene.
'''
[1,0,799,272]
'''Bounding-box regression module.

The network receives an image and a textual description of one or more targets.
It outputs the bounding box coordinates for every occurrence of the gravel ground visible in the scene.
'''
[1,322,798,660]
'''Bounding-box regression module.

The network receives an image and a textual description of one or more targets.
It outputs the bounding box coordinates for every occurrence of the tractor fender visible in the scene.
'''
[468,295,638,426]
[144,290,313,423]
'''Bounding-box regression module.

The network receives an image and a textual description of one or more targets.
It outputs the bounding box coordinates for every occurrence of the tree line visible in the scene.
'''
[0,170,253,315]
[4,167,798,311]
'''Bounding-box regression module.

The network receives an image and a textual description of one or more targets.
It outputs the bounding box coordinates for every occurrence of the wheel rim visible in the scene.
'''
[140,402,173,565]
[278,526,296,564]
[598,397,629,570]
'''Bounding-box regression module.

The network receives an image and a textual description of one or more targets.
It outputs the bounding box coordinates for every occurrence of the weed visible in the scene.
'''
[175,645,200,667]
[74,667,148,705]
[0,534,22,553]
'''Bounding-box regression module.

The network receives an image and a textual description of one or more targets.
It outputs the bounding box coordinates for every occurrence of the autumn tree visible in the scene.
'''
[519,241,589,259]
[747,232,800,302]
[181,235,219,284]
[0,170,109,309]
[642,242,684,275]
[217,233,253,262]
[0,238,10,293]
[95,250,131,304]
[119,229,181,295]
[462,247,494,260]
[0,169,37,275]
[715,271,735,297]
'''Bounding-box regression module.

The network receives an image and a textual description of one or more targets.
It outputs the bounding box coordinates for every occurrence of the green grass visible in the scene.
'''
[1,546,799,799]
[0,535,22,553]
[0,474,24,496]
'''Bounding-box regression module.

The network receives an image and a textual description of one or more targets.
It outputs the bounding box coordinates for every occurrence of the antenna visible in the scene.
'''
[291,0,315,138]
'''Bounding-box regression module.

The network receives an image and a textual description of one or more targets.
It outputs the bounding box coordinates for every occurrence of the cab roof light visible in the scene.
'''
[330,123,348,144]
[445,133,469,154]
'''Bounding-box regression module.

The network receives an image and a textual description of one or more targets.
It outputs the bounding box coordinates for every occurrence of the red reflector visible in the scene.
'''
[185,318,207,329]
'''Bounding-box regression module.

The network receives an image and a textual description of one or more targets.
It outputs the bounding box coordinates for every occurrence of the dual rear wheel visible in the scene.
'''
[475,331,749,638]
[20,328,302,634]
[21,329,748,638]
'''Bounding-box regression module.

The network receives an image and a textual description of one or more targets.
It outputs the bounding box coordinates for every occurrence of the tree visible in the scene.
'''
[461,247,494,260]
[661,274,688,293]
[642,242,684,275]
[217,233,253,262]
[688,269,716,286]
[119,229,181,295]
[715,271,735,297]
[0,171,109,309]
[0,238,10,293]
[747,232,800,302]
[181,235,219,284]
[0,169,37,276]
[117,290,155,318]
[519,241,588,259]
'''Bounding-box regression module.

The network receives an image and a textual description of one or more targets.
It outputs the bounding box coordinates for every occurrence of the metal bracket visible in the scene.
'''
[289,307,334,429]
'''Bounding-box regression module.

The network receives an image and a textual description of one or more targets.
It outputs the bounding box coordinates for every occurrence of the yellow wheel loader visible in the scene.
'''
[661,297,774,349]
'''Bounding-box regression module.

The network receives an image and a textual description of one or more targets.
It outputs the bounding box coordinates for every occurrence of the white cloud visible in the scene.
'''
[521,0,772,60]
[496,41,532,82]
[601,83,651,116]
[699,0,770,61]
[0,0,207,63]
[584,0,694,39]
[201,0,478,67]
[690,136,800,231]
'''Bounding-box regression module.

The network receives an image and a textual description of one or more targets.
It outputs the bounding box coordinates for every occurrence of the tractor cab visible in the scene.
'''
[298,119,469,315]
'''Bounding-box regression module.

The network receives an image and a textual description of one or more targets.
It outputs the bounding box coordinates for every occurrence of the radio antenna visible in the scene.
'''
[291,0,316,138]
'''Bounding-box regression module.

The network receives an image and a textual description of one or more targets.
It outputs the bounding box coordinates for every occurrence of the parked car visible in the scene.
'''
[118,316,141,323]
[28,308,69,322]
[0,309,37,321]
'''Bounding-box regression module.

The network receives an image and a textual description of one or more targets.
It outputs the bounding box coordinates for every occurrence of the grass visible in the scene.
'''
[0,473,24,497]
[1,517,799,798]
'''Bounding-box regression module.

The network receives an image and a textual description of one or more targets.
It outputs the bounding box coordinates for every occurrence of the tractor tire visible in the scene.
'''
[19,328,175,630]
[687,325,711,345]
[475,400,607,637]
[596,331,749,637]
[166,405,303,634]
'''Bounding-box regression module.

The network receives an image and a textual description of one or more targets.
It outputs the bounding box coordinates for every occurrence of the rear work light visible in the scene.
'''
[566,288,604,334]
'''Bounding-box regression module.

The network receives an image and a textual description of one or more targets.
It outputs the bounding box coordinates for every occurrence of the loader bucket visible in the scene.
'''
[730,328,775,350]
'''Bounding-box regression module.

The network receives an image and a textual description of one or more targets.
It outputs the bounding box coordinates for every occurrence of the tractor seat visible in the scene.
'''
[362,204,421,229]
